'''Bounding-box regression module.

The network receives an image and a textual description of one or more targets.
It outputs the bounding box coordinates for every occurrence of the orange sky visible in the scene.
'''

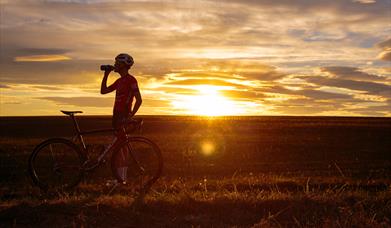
[0,0,390,116]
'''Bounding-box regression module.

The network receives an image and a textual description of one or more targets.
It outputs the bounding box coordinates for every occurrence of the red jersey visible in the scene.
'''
[112,74,139,114]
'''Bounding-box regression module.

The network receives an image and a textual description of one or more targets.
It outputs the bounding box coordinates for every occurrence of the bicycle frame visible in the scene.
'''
[69,114,115,151]
[66,113,142,171]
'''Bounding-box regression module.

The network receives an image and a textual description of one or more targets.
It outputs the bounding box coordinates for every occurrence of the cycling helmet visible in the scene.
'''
[115,53,134,67]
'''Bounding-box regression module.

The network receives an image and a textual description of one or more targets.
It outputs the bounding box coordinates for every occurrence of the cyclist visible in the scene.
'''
[100,53,142,184]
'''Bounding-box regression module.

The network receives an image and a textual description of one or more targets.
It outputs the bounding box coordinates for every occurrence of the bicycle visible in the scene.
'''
[28,110,163,194]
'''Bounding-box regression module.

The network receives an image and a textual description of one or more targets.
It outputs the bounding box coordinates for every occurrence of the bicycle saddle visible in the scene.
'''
[61,110,83,115]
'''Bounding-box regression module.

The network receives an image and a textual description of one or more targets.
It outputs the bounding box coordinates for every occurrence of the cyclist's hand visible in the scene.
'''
[129,111,135,117]
[104,69,112,75]
[104,66,114,75]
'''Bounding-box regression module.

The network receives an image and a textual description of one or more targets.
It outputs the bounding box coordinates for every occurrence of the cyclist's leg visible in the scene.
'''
[116,145,129,182]
[112,113,129,183]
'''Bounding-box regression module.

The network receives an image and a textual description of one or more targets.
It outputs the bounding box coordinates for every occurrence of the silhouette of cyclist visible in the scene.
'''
[100,53,142,183]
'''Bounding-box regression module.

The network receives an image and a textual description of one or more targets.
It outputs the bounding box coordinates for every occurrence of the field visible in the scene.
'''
[0,116,390,227]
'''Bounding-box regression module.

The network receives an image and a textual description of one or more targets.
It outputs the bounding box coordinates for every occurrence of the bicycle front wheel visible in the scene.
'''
[111,137,163,192]
[28,138,85,192]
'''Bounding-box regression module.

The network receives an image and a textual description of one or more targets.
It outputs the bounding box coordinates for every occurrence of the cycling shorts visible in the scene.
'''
[112,112,128,130]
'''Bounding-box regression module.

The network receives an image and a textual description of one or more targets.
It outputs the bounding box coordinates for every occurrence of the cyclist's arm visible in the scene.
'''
[100,71,117,94]
[130,85,142,117]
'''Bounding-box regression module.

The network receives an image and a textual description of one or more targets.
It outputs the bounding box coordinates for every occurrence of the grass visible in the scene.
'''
[0,116,390,227]
[1,175,390,227]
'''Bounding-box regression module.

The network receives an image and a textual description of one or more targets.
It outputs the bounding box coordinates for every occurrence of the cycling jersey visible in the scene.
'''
[112,74,139,114]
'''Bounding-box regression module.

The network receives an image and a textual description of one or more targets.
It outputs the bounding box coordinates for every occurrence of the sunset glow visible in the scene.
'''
[0,0,390,116]
[172,86,243,116]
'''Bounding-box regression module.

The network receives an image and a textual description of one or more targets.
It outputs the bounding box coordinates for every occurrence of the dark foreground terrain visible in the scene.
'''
[0,116,390,227]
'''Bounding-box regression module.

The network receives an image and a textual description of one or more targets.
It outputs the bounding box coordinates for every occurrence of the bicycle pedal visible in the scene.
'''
[105,179,118,186]
[82,159,98,170]
[107,182,119,195]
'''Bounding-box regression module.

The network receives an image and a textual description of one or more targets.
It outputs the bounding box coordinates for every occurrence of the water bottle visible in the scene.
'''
[100,65,114,71]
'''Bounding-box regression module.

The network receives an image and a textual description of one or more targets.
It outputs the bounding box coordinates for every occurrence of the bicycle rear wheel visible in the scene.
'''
[28,138,85,192]
[111,137,163,193]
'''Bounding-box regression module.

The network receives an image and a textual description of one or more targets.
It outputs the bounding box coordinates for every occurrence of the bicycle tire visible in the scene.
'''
[111,136,163,192]
[28,138,85,192]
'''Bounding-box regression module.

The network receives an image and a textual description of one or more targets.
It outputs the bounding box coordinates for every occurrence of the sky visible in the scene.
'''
[0,0,390,116]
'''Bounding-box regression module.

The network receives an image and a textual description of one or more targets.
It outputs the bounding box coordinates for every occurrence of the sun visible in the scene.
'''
[172,85,242,116]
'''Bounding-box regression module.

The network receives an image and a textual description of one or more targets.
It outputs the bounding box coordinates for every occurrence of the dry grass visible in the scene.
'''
[0,175,390,227]
[0,116,390,227]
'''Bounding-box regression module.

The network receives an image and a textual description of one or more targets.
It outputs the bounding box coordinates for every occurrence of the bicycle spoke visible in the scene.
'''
[29,138,84,192]
[111,137,162,195]
[49,144,59,170]
[127,144,145,174]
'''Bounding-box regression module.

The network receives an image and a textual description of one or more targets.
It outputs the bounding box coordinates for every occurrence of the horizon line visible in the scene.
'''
[1,114,390,119]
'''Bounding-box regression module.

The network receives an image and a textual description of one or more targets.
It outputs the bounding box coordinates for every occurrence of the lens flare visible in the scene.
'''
[200,141,215,156]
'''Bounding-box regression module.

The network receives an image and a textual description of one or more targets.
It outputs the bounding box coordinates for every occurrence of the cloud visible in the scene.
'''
[341,103,391,116]
[145,60,286,87]
[376,38,391,49]
[12,48,71,62]
[199,60,286,81]
[1,101,22,105]
[264,97,346,115]
[352,0,376,4]
[39,96,113,107]
[149,64,382,103]
[320,66,388,81]
[165,78,247,89]
[14,55,71,62]
[157,86,199,95]
[256,84,354,100]
[39,96,171,108]
[16,48,71,55]
[139,98,172,108]
[377,51,391,61]
[271,105,333,115]
[304,76,391,96]
[264,96,389,116]
[0,84,11,89]
[218,0,389,15]
[220,89,266,100]
[2,0,387,64]
[297,89,353,100]
[0,59,102,84]
[376,38,391,61]
[33,85,65,90]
